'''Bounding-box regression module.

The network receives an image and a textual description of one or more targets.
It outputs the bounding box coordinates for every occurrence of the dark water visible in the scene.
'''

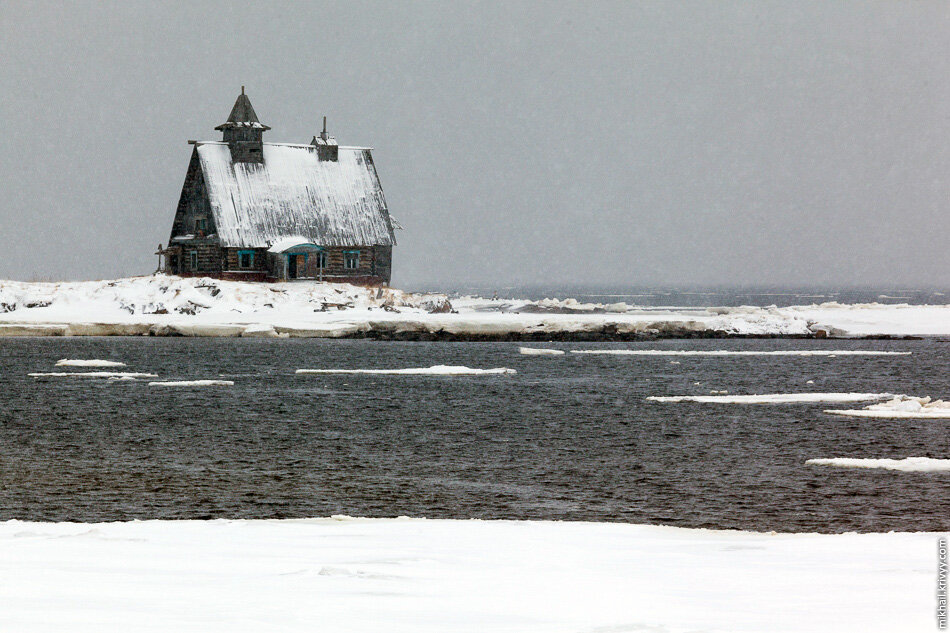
[1,337,948,532]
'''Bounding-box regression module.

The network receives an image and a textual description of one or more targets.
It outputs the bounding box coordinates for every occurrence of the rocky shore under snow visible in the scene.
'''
[0,275,947,339]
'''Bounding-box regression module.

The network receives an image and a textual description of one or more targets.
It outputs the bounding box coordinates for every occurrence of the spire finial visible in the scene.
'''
[241,85,245,95]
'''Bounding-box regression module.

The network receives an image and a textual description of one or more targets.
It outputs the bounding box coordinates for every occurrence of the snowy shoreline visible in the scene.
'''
[0,275,947,339]
[0,516,936,633]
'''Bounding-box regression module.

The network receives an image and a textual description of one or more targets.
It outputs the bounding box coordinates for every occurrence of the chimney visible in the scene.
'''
[311,115,338,162]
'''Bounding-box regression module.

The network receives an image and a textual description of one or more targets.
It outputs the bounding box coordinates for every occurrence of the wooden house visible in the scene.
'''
[162,89,397,284]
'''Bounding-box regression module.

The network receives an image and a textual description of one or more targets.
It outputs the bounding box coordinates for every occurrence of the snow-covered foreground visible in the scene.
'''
[0,275,947,338]
[0,517,937,633]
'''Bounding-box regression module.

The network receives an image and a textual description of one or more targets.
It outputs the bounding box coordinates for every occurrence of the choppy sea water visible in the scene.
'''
[1,336,948,532]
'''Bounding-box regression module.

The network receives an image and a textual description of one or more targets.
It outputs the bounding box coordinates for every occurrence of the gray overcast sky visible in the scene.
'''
[0,1,947,289]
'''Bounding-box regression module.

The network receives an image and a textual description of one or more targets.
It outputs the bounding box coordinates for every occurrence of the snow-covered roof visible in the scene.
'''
[195,142,396,248]
[267,236,316,253]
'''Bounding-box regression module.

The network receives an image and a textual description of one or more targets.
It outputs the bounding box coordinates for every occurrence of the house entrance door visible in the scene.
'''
[286,252,308,279]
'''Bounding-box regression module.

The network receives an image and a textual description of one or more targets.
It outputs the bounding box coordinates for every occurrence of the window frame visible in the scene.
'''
[343,250,360,270]
[237,250,255,270]
[312,248,326,269]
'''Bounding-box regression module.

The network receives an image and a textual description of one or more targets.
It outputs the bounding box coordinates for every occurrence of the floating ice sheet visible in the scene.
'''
[55,359,126,367]
[824,395,950,419]
[29,371,158,379]
[648,393,892,404]
[148,380,234,387]
[296,365,516,375]
[806,457,950,472]
[518,347,565,355]
[571,350,911,356]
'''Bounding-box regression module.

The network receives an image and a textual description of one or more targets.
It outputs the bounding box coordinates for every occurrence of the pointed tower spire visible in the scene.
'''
[215,88,269,163]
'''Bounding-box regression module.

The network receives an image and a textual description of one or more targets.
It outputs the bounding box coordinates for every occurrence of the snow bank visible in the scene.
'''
[806,457,950,472]
[648,393,892,404]
[55,359,126,367]
[825,395,950,419]
[28,371,158,379]
[518,347,565,355]
[0,275,947,338]
[572,349,911,356]
[296,365,516,375]
[148,380,234,387]
[0,517,934,633]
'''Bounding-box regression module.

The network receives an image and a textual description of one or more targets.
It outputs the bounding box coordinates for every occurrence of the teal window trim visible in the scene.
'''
[238,249,255,269]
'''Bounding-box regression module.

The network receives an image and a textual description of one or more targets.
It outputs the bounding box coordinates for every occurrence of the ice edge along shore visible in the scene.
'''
[0,275,948,339]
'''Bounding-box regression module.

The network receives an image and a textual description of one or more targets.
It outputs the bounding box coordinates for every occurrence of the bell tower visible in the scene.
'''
[215,87,270,163]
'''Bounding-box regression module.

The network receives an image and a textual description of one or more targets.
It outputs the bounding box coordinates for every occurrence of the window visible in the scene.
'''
[314,249,327,269]
[194,218,207,233]
[238,250,255,269]
[189,251,198,271]
[343,250,360,270]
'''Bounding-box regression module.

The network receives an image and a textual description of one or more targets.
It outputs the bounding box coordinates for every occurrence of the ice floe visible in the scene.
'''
[28,371,158,379]
[571,350,911,356]
[148,380,235,387]
[648,393,892,404]
[296,365,516,375]
[806,457,950,472]
[55,359,126,367]
[0,517,934,632]
[824,395,950,419]
[518,347,565,355]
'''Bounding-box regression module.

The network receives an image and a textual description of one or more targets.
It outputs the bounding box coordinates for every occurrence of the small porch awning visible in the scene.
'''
[267,237,322,253]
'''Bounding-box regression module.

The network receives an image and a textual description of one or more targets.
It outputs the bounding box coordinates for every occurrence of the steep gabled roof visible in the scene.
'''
[194,142,396,248]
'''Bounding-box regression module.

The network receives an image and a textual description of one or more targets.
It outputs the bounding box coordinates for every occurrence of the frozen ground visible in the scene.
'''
[0,517,936,633]
[0,275,947,338]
